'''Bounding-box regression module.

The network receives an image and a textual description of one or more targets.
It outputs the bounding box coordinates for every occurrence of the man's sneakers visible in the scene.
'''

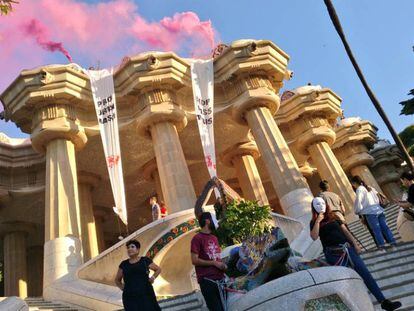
[381,299,402,311]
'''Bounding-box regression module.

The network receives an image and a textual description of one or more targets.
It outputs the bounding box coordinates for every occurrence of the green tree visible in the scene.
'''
[0,0,18,15]
[400,89,414,116]
[399,125,414,156]
[215,200,272,247]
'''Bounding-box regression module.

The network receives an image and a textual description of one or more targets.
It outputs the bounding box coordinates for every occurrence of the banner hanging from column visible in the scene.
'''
[191,59,217,180]
[88,69,128,225]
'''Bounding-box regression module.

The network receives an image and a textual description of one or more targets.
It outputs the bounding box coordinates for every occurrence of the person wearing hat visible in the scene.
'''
[310,197,401,311]
[191,212,226,311]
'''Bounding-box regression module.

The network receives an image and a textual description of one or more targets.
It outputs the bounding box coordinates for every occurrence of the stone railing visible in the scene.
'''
[271,212,304,243]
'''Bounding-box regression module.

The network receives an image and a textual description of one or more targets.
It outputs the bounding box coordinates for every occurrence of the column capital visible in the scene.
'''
[0,65,91,153]
[226,75,281,125]
[335,143,375,172]
[78,171,101,189]
[278,86,341,155]
[31,104,87,154]
[214,40,291,126]
[0,221,38,238]
[136,88,187,138]
[221,140,260,167]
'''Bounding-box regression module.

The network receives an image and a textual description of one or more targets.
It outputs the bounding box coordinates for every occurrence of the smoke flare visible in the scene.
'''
[21,19,73,62]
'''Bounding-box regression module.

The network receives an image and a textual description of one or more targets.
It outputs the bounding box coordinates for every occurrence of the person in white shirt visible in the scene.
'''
[149,197,161,222]
[351,176,396,250]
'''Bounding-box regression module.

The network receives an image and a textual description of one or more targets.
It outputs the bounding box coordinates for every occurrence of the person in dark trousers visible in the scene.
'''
[351,176,396,250]
[115,240,162,311]
[318,180,346,222]
[310,197,402,311]
[191,212,226,311]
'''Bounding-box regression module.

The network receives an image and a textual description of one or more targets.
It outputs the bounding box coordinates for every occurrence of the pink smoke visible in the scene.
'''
[0,0,219,94]
[21,19,73,62]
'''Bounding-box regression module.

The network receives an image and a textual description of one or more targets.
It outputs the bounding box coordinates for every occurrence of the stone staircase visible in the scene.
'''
[158,291,206,311]
[25,297,79,311]
[348,204,414,310]
[347,203,402,251]
[25,205,414,311]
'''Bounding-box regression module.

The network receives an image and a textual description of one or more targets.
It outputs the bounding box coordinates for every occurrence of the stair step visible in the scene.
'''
[362,242,414,260]
[158,291,205,311]
[25,298,79,311]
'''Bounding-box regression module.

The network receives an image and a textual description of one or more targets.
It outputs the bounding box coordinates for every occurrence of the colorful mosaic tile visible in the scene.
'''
[305,294,350,311]
[146,218,198,259]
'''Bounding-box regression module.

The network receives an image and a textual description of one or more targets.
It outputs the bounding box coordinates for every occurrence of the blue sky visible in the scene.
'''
[1,0,413,141]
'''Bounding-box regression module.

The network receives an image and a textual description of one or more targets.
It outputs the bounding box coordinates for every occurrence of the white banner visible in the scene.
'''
[191,59,217,180]
[87,69,128,225]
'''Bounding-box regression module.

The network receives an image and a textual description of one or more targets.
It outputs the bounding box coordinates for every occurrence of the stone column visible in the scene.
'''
[3,231,27,298]
[278,87,356,218]
[222,141,269,206]
[94,206,109,253]
[242,106,313,223]
[27,245,43,297]
[137,89,196,214]
[78,172,100,261]
[31,104,87,290]
[142,159,164,203]
[307,141,355,214]
[370,142,404,200]
[333,119,382,193]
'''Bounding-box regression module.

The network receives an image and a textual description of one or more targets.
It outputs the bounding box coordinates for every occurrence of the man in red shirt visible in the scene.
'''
[191,212,226,311]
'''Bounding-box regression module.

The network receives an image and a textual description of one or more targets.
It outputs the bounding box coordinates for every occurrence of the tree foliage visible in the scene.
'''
[399,125,414,156]
[215,200,272,247]
[400,89,414,116]
[0,0,18,15]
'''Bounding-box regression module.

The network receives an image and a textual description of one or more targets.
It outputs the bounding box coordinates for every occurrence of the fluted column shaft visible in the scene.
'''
[4,231,27,298]
[233,155,269,206]
[27,246,43,297]
[94,215,106,253]
[245,107,312,222]
[308,142,356,215]
[151,122,196,213]
[45,139,82,240]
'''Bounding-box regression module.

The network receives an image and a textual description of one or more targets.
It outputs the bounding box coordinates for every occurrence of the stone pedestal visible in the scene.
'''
[222,141,269,206]
[4,231,27,298]
[137,91,196,214]
[78,172,100,261]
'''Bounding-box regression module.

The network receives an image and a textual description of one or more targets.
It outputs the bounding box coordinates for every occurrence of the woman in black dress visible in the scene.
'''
[115,240,162,311]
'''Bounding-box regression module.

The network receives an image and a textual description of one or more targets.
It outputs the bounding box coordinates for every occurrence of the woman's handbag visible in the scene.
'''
[378,193,389,208]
